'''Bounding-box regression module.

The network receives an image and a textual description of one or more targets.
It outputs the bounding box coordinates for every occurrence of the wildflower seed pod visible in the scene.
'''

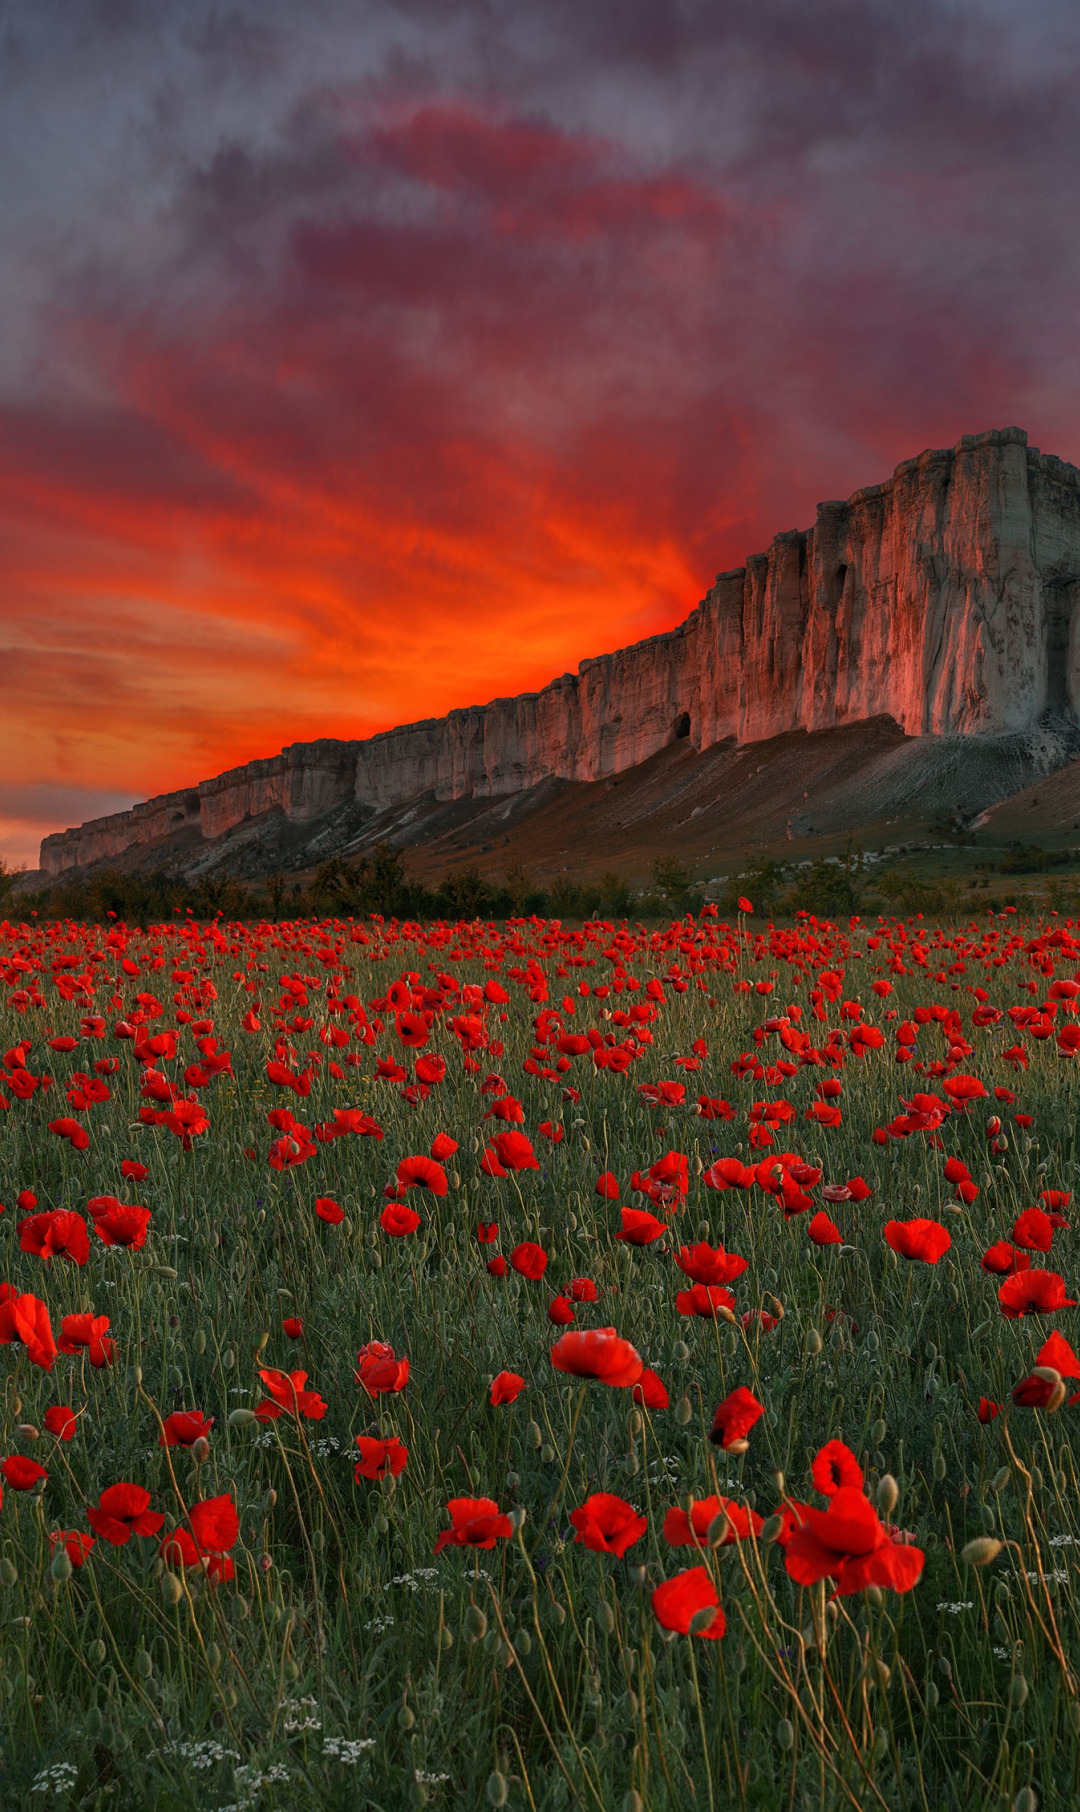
[464,1605,488,1641]
[775,1717,794,1752]
[961,1536,1005,1567]
[15,1425,38,1442]
[875,1474,899,1517]
[191,1437,211,1465]
[50,1548,72,1584]
[486,1772,509,1807]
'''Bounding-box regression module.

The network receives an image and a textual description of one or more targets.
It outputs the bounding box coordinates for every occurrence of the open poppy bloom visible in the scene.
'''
[632,1367,670,1409]
[19,1210,90,1265]
[663,1494,762,1546]
[810,1440,864,1495]
[596,1172,621,1199]
[92,1202,152,1249]
[395,1155,448,1196]
[807,1212,843,1246]
[434,1496,514,1554]
[160,1494,239,1584]
[86,1483,164,1545]
[1036,1330,1080,1377]
[58,1311,114,1367]
[354,1434,408,1479]
[709,1386,764,1451]
[380,1202,421,1236]
[489,1370,526,1405]
[676,1283,736,1318]
[488,1132,539,1172]
[550,1328,643,1388]
[44,1405,76,1441]
[616,1208,666,1245]
[652,1566,726,1638]
[510,1242,548,1280]
[254,1368,327,1421]
[570,1492,647,1557]
[883,1218,951,1264]
[783,1488,924,1597]
[0,1287,57,1370]
[998,1268,1077,1319]
[315,1196,345,1224]
[1012,1207,1055,1252]
[160,1410,214,1447]
[1,1455,47,1490]
[49,1529,94,1568]
[674,1242,748,1286]
[355,1341,409,1396]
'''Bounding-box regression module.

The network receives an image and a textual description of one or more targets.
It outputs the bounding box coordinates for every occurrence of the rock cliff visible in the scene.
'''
[40,426,1080,876]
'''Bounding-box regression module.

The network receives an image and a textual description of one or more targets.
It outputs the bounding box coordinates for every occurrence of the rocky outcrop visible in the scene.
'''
[40,426,1080,876]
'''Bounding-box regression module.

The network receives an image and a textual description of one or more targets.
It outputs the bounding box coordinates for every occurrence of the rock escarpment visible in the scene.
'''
[40,427,1080,876]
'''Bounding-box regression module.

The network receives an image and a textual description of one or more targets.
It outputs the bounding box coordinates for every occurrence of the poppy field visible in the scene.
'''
[1,903,1080,1811]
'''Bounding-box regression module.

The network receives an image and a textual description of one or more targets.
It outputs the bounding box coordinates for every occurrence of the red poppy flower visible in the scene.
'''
[380,1203,421,1237]
[86,1483,164,1545]
[254,1368,327,1421]
[1040,1188,1072,1211]
[784,1489,924,1596]
[883,1219,951,1264]
[120,1160,149,1181]
[58,1311,114,1367]
[44,1405,76,1441]
[19,1210,90,1266]
[49,1529,94,1568]
[430,1133,458,1160]
[807,1212,843,1246]
[488,1131,539,1172]
[1036,1330,1080,1377]
[476,1221,499,1243]
[1012,1372,1063,1409]
[568,1277,598,1302]
[355,1341,409,1396]
[487,1255,508,1277]
[315,1196,345,1225]
[489,1370,526,1405]
[160,1494,238,1582]
[632,1367,670,1409]
[282,1317,304,1339]
[615,1208,666,1245]
[703,1158,756,1191]
[708,1386,764,1450]
[999,1269,1077,1319]
[48,1118,90,1151]
[663,1495,762,1546]
[677,1283,736,1319]
[434,1496,514,1554]
[93,1203,152,1249]
[550,1328,643,1388]
[0,1288,57,1370]
[1012,1208,1055,1252]
[978,1397,1000,1423]
[15,1191,36,1211]
[570,1492,647,1558]
[596,1172,621,1199]
[652,1566,726,1638]
[354,1435,408,1480]
[415,1054,447,1085]
[674,1242,748,1286]
[2,1455,47,1490]
[810,1440,864,1496]
[160,1411,214,1447]
[484,1094,526,1124]
[982,1241,1031,1275]
[537,1119,564,1142]
[548,1294,574,1325]
[511,1242,548,1281]
[396,1155,448,1196]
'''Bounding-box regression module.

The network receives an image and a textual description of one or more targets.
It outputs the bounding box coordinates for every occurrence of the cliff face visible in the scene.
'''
[40,426,1080,876]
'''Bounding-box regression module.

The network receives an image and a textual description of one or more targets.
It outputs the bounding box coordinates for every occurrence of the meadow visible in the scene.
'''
[0,901,1078,1811]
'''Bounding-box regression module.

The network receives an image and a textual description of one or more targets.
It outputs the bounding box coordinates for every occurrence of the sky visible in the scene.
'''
[3,0,1080,868]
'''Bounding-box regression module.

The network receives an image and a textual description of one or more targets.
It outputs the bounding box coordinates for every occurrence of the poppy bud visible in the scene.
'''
[961,1536,1005,1566]
[622,1790,644,1812]
[16,1425,38,1441]
[689,1605,719,1636]
[1009,1675,1029,1710]
[875,1474,899,1517]
[985,1116,1002,1137]
[464,1605,487,1640]
[161,1572,184,1605]
[526,1421,542,1448]
[50,1548,72,1584]
[775,1718,794,1751]
[229,1408,259,1429]
[191,1437,211,1465]
[673,1341,690,1362]
[760,1514,784,1543]
[676,1396,693,1425]
[805,1329,823,1355]
[870,1416,886,1442]
[486,1772,509,1807]
[1014,1789,1038,1812]
[992,1466,1011,1492]
[706,1511,732,1547]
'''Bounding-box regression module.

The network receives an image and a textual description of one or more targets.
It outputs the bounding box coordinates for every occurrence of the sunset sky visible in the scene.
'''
[3,0,1080,868]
